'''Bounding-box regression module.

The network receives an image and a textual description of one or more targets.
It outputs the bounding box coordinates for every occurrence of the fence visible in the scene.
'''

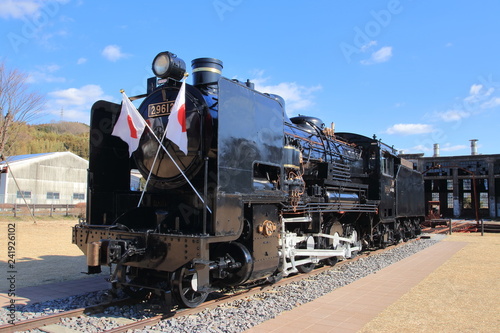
[0,201,86,218]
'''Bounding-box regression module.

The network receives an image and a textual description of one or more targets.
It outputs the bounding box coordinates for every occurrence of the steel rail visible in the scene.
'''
[0,298,133,333]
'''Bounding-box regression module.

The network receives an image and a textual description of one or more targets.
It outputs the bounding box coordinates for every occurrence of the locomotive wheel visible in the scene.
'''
[349,230,362,259]
[172,266,208,308]
[296,236,316,273]
[297,262,316,273]
[413,219,422,236]
[323,256,338,266]
[121,267,151,300]
[404,220,412,241]
[321,220,341,266]
[394,221,403,243]
[378,225,387,249]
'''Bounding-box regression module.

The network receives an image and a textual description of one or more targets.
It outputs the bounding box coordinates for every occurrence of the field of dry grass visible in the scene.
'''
[360,233,500,332]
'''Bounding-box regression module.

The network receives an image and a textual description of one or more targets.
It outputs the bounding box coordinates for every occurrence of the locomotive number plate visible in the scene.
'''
[148,101,174,118]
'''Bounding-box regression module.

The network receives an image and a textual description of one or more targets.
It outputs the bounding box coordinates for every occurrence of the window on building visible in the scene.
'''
[17,191,31,199]
[463,193,472,209]
[73,193,85,200]
[458,161,488,176]
[447,193,454,209]
[47,192,60,200]
[463,179,471,191]
[432,180,440,191]
[432,192,440,201]
[480,193,488,209]
[447,179,453,191]
[381,152,394,176]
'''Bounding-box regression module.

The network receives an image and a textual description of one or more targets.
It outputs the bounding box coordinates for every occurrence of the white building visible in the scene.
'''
[0,152,88,204]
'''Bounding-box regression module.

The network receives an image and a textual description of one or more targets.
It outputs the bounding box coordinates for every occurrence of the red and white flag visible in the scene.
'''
[112,92,146,157]
[166,80,188,155]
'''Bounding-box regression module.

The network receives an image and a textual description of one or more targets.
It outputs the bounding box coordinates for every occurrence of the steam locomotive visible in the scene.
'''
[73,51,424,308]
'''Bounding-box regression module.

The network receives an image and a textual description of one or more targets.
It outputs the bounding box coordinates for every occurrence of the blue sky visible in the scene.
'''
[1,0,499,156]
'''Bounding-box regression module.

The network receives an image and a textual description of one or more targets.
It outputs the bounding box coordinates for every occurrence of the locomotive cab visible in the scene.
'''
[337,132,424,247]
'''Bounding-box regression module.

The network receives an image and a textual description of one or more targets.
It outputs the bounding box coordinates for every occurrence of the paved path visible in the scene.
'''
[245,240,467,333]
[0,275,109,308]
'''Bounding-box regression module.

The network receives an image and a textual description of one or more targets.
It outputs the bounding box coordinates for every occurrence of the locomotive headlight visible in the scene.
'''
[152,51,186,81]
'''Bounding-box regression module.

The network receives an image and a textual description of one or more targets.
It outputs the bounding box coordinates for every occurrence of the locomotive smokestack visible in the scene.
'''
[433,143,440,157]
[191,57,223,85]
[470,139,478,155]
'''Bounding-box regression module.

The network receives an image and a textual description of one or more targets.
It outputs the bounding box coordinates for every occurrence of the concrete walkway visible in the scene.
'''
[0,275,109,308]
[245,240,467,333]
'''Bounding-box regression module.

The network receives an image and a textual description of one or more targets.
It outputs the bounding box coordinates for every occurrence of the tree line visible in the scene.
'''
[3,121,90,159]
[1,61,90,160]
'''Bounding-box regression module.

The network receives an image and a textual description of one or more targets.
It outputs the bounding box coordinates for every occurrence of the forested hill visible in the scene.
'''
[4,121,90,160]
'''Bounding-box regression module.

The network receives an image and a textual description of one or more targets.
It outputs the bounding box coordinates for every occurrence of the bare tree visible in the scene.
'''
[0,61,45,158]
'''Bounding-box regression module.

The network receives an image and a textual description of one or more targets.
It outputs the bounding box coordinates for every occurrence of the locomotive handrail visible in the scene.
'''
[282,202,378,214]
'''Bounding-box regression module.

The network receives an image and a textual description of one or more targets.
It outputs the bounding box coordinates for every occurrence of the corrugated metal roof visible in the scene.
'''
[0,152,56,165]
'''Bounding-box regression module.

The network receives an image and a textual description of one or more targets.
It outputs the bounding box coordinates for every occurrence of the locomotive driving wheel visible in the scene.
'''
[119,266,152,300]
[297,261,315,273]
[321,220,342,266]
[171,265,208,308]
[394,221,404,242]
[296,236,316,273]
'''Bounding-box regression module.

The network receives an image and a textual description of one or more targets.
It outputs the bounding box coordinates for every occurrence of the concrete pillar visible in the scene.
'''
[488,160,496,218]
[453,167,460,218]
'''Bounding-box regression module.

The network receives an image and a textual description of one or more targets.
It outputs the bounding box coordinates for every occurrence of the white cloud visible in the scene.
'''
[251,74,322,115]
[77,57,87,65]
[102,45,129,62]
[481,97,500,109]
[46,85,113,122]
[49,84,107,105]
[361,46,393,65]
[431,82,499,123]
[0,0,41,19]
[405,143,467,154]
[440,144,467,152]
[469,84,482,96]
[385,123,434,135]
[0,0,68,19]
[360,40,377,52]
[408,144,431,153]
[26,64,66,83]
[464,83,494,104]
[435,109,470,122]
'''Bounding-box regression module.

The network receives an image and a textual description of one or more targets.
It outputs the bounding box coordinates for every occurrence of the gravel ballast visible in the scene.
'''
[0,236,443,332]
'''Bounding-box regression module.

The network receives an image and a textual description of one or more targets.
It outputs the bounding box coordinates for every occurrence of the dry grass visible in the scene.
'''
[359,233,500,333]
[0,219,105,289]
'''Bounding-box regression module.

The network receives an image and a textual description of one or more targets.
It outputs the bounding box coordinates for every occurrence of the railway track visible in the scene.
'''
[0,298,135,333]
[422,219,500,234]
[421,220,473,234]
[0,237,425,333]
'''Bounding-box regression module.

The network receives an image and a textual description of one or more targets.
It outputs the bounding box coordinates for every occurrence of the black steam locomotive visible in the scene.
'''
[73,51,424,308]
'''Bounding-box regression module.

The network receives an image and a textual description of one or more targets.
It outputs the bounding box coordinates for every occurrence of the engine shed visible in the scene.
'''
[401,150,500,219]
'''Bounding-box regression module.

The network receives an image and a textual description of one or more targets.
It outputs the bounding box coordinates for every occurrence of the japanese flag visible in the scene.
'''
[166,80,188,155]
[112,92,146,157]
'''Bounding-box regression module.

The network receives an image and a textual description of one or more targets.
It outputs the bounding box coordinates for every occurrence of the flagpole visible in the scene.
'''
[145,116,213,214]
[121,80,212,214]
[137,139,163,207]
